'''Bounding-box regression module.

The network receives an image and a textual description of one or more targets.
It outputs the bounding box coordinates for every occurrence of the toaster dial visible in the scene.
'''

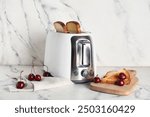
[89,69,94,76]
[71,67,94,83]
[81,69,88,78]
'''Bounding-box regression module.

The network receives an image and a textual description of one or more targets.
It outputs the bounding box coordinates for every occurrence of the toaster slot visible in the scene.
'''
[82,42,90,66]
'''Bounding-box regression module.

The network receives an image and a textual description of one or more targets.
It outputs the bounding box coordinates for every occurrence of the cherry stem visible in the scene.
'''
[31,60,36,74]
[96,74,98,77]
[44,65,48,71]
[20,70,24,80]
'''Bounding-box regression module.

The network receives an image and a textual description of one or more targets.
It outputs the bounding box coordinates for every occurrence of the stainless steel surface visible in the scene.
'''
[71,36,95,83]
[82,41,90,66]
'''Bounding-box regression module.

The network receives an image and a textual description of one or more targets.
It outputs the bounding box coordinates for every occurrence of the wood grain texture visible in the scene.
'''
[90,70,138,96]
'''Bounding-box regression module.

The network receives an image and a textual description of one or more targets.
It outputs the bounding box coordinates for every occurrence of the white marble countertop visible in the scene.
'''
[0,66,150,100]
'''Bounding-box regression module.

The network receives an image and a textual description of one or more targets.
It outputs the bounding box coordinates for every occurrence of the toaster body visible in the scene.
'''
[44,31,96,83]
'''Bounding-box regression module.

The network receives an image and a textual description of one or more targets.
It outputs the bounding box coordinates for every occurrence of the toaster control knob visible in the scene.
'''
[81,69,88,78]
[89,70,94,76]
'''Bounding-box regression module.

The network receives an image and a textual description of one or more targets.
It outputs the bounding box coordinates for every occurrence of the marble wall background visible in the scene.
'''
[0,0,150,66]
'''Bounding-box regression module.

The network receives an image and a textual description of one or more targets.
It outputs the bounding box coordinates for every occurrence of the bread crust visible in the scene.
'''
[101,69,132,85]
[101,71,118,84]
[53,21,67,33]
[66,21,81,33]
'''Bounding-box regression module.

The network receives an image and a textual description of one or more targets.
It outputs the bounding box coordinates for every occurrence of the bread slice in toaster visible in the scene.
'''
[66,21,81,33]
[53,21,67,33]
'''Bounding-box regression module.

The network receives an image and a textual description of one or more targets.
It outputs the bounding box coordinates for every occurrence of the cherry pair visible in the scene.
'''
[115,72,126,86]
[28,65,41,81]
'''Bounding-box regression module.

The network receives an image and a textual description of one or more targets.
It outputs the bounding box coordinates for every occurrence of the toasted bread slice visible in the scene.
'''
[101,71,118,84]
[53,21,67,33]
[101,69,132,85]
[103,71,118,78]
[66,21,81,33]
[101,75,118,84]
[128,70,136,78]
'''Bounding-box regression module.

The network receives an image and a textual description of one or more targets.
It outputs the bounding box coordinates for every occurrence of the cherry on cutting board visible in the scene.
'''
[35,74,41,81]
[43,65,53,77]
[16,71,25,89]
[94,75,101,83]
[115,80,125,86]
[118,72,126,80]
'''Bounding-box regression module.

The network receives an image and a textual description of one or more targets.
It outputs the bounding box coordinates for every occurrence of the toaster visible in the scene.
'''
[44,31,96,83]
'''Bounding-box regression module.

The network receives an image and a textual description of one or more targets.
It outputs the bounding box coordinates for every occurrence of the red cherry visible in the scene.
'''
[115,80,125,86]
[28,73,35,81]
[16,81,25,89]
[43,71,53,77]
[43,65,53,77]
[118,73,126,80]
[94,75,101,83]
[35,74,41,81]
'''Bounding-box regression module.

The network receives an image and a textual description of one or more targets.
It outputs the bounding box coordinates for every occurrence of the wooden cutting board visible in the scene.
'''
[90,70,138,96]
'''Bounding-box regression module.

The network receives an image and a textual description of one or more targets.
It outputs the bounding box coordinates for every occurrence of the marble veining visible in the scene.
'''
[1,0,150,65]
[0,0,150,100]
[0,0,81,65]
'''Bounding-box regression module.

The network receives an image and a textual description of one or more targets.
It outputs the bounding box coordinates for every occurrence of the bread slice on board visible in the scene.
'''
[90,70,138,96]
[101,71,118,84]
[53,21,67,33]
[101,69,131,85]
[66,21,81,33]
[90,77,138,96]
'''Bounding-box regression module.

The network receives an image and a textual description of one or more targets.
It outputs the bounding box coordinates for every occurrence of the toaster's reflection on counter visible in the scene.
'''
[44,31,96,83]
